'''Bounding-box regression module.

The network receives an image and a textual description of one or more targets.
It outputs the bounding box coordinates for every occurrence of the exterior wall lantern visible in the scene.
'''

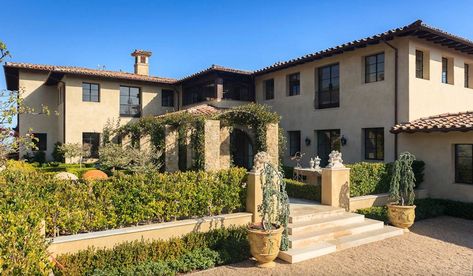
[305,137,311,146]
[341,135,347,146]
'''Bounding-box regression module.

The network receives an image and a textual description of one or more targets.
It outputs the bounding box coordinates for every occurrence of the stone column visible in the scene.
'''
[164,125,179,172]
[140,134,151,151]
[246,171,263,223]
[265,123,279,168]
[185,128,193,170]
[321,167,351,210]
[204,120,221,171]
[220,127,231,169]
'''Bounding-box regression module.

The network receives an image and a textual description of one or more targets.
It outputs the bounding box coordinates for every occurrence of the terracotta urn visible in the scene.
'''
[247,224,283,268]
[387,204,416,229]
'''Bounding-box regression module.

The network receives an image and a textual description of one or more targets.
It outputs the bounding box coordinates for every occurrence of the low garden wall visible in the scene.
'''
[349,189,429,211]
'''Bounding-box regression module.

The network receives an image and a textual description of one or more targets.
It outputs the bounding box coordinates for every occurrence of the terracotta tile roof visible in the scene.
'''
[391,112,473,134]
[157,104,226,118]
[255,20,473,75]
[177,64,253,83]
[4,62,176,84]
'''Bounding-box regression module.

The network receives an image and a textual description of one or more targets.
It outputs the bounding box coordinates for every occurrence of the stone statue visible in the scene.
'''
[309,158,315,169]
[314,156,321,171]
[326,150,345,168]
[252,151,271,173]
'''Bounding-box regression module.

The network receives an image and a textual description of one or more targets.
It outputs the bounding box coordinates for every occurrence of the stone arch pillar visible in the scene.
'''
[265,123,279,168]
[204,120,221,171]
[164,125,179,172]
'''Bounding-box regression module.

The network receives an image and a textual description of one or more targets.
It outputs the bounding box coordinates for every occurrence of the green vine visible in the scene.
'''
[389,152,416,206]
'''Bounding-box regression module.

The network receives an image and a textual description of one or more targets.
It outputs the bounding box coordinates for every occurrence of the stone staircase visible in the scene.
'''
[278,199,404,264]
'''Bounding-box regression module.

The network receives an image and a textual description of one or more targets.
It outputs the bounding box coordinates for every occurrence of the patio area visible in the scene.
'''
[193,216,473,276]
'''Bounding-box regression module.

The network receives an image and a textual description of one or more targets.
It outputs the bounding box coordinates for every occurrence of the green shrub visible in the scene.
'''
[282,166,294,179]
[5,160,36,173]
[285,179,321,201]
[1,167,247,237]
[54,227,249,275]
[52,142,65,162]
[355,198,473,222]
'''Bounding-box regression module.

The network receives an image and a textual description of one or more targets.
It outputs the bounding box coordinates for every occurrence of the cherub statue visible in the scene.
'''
[326,150,344,168]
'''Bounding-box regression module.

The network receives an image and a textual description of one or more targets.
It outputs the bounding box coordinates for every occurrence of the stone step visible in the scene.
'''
[288,213,365,235]
[278,241,337,264]
[329,226,404,250]
[289,207,346,223]
[289,219,384,249]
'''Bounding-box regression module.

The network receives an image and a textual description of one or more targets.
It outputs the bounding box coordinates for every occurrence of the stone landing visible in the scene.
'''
[279,199,403,264]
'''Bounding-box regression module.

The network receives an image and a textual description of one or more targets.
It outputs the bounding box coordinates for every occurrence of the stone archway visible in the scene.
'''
[230,129,254,170]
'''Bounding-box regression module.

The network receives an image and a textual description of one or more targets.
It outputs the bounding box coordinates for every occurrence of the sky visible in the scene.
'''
[1,0,473,89]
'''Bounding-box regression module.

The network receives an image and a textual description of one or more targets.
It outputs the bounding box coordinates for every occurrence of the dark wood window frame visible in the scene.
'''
[455,144,473,185]
[82,82,100,102]
[442,57,449,84]
[32,133,47,151]
[365,53,385,83]
[288,131,301,156]
[264,79,275,100]
[120,85,141,117]
[317,63,340,109]
[288,73,300,96]
[416,50,424,79]
[82,132,100,158]
[316,129,341,166]
[465,63,470,88]
[161,89,175,107]
[364,128,384,161]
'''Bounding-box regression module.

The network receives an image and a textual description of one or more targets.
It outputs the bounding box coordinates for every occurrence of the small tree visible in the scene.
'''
[59,143,90,167]
[98,143,130,171]
[389,152,416,206]
[125,147,163,174]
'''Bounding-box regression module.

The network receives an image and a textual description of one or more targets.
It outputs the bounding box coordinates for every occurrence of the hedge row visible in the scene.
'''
[356,198,473,222]
[285,179,321,201]
[54,227,249,275]
[0,167,247,237]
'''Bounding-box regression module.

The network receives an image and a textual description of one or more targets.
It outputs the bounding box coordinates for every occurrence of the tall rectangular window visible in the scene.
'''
[32,133,47,151]
[465,64,470,88]
[364,128,384,160]
[288,73,300,96]
[120,86,141,117]
[83,132,100,158]
[162,89,174,107]
[264,79,274,100]
[365,53,385,83]
[442,57,449,84]
[82,83,100,102]
[455,144,473,184]
[416,50,424,79]
[317,129,341,166]
[288,131,301,156]
[317,63,340,109]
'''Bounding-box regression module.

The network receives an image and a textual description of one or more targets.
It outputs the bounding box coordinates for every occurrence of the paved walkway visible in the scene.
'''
[193,216,473,276]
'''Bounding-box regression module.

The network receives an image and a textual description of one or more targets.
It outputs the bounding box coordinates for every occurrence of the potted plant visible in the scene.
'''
[387,152,416,230]
[247,152,289,268]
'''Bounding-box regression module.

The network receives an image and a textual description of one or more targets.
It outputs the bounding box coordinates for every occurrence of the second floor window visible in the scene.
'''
[120,86,141,117]
[288,131,301,156]
[416,50,424,79]
[442,57,449,84]
[162,89,174,107]
[288,73,300,96]
[82,83,100,102]
[317,63,340,109]
[364,128,384,160]
[465,64,470,88]
[365,53,384,83]
[264,79,274,100]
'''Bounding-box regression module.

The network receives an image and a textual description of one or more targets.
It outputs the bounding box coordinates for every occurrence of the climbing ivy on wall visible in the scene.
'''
[119,103,281,171]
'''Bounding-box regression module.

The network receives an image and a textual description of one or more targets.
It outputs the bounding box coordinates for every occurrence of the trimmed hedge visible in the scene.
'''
[54,227,249,275]
[0,167,247,237]
[285,179,321,201]
[356,198,473,222]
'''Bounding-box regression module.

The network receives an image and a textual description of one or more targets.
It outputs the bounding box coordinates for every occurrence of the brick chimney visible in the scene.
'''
[131,49,152,75]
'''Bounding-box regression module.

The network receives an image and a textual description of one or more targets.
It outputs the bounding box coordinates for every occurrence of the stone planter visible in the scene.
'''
[387,204,416,229]
[247,224,283,268]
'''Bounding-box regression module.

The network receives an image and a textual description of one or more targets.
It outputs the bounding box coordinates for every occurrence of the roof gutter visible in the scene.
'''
[383,40,399,160]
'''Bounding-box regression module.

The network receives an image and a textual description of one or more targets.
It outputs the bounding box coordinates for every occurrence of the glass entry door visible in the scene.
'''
[316,129,341,166]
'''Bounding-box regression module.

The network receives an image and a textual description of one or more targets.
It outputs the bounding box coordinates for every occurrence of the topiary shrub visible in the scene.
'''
[82,169,109,181]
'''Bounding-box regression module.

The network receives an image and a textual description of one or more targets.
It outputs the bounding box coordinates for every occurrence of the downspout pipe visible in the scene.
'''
[383,40,399,160]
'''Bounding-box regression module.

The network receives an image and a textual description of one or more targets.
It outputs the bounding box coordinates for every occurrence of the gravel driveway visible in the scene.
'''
[192,216,473,276]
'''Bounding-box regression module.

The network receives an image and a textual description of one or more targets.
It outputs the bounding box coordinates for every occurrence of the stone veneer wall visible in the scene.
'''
[204,120,221,171]
[164,125,179,172]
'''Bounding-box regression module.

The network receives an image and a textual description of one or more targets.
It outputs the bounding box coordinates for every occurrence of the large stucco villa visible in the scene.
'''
[4,20,473,202]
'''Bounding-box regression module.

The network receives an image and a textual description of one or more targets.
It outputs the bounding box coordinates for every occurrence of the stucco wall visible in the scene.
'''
[407,38,473,121]
[62,76,176,146]
[255,38,410,166]
[18,71,59,159]
[398,132,473,202]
